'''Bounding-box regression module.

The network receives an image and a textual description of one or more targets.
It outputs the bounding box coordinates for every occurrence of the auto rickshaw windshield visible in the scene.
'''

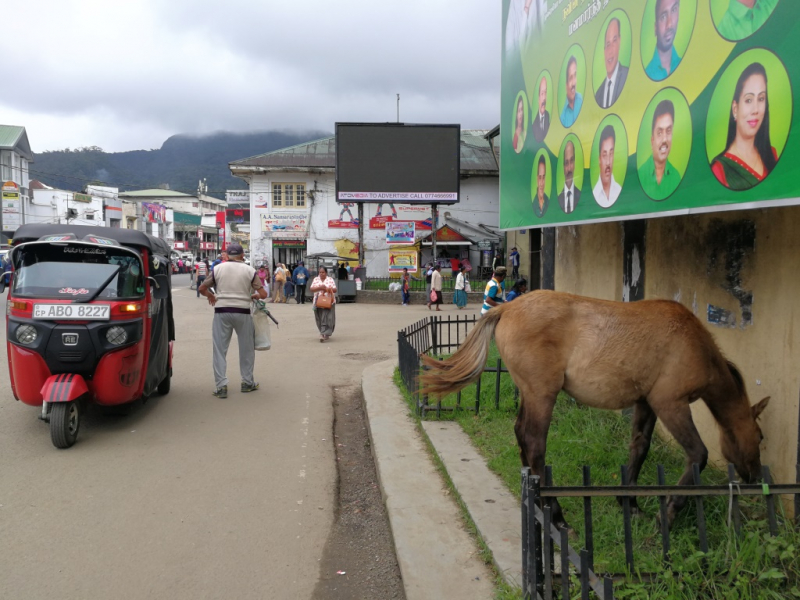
[12,243,145,300]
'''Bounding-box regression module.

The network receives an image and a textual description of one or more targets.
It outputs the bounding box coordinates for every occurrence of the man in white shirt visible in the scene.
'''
[595,18,629,109]
[557,140,581,214]
[199,243,268,398]
[593,125,622,208]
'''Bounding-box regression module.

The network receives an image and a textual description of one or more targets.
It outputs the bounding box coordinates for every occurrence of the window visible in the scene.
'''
[0,151,11,182]
[272,183,305,208]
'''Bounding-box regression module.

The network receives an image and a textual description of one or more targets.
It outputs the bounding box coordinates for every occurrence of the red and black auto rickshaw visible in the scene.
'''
[2,224,175,448]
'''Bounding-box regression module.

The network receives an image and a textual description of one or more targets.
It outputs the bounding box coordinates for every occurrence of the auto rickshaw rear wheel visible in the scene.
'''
[50,401,81,449]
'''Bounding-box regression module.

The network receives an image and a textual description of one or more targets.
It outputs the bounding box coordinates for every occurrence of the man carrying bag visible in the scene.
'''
[199,243,268,399]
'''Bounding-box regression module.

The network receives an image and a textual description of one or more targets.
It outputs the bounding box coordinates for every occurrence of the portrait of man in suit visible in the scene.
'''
[595,17,629,109]
[532,75,551,142]
[558,140,581,214]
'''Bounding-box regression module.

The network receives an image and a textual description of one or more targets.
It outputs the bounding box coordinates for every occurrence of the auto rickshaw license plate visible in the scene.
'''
[33,304,110,320]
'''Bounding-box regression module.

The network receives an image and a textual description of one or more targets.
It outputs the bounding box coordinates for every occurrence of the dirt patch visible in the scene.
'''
[312,385,405,600]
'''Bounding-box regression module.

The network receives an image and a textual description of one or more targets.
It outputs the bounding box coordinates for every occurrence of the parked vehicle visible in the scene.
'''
[3,224,175,448]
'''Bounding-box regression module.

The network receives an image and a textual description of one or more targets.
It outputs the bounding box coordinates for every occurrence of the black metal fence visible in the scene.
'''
[397,315,519,417]
[521,464,800,599]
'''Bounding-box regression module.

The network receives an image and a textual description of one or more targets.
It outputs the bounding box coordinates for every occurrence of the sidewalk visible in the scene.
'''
[362,359,522,599]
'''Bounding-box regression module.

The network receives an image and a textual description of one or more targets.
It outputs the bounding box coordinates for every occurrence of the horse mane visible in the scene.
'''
[726,360,745,396]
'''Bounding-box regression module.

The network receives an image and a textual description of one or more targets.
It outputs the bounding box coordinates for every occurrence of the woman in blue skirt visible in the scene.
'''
[453,265,469,309]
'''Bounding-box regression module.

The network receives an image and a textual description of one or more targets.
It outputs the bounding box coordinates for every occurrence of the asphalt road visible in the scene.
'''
[0,275,469,599]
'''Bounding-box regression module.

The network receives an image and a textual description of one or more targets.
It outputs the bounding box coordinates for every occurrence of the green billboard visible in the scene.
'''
[501,0,796,229]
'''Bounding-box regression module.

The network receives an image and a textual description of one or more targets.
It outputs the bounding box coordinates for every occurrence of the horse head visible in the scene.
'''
[720,395,770,484]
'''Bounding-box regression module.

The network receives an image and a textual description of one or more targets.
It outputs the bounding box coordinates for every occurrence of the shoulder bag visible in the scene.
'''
[316,290,333,309]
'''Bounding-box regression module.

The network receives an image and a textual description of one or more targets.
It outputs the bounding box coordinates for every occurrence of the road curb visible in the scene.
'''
[362,359,494,600]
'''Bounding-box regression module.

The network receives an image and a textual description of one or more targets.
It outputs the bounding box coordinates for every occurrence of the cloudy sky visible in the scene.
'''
[4,0,500,153]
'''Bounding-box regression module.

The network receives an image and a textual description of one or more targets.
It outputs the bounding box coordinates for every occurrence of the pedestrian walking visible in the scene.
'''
[292,261,310,304]
[481,266,507,316]
[506,278,528,302]
[273,263,286,303]
[401,268,411,306]
[310,266,337,342]
[283,263,295,302]
[509,247,520,279]
[453,265,469,309]
[211,252,228,274]
[198,243,268,398]
[195,256,209,298]
[425,263,434,308]
[257,264,270,299]
[177,258,184,274]
[429,265,443,312]
[338,262,349,280]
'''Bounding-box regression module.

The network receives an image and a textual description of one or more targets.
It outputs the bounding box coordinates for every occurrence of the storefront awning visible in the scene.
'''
[419,224,474,246]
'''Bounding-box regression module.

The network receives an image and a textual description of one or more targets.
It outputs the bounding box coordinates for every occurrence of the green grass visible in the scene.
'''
[397,348,800,599]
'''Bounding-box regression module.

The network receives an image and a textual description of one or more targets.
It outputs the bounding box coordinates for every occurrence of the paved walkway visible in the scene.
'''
[363,359,494,599]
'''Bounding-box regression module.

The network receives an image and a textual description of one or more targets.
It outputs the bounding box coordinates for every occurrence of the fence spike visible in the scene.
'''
[763,466,778,537]
[582,466,594,573]
[580,549,590,600]
[727,464,742,536]
[693,464,708,553]
[620,465,634,574]
[521,468,530,592]
[657,464,670,565]
[603,577,615,600]
[543,505,553,600]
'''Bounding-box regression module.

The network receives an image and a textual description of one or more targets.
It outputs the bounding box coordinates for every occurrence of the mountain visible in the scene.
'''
[31,130,332,196]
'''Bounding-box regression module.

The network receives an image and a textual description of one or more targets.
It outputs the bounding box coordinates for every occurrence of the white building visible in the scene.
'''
[118,188,225,255]
[0,125,34,242]
[86,185,123,228]
[28,188,105,228]
[229,131,500,276]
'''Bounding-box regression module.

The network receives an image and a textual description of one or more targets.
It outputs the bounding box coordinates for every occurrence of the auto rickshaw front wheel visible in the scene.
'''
[50,401,81,449]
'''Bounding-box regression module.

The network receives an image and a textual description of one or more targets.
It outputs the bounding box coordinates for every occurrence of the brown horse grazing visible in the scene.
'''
[420,291,769,529]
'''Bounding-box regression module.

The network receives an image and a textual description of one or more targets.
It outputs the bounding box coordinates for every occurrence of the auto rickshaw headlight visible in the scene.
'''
[16,324,38,345]
[106,326,128,346]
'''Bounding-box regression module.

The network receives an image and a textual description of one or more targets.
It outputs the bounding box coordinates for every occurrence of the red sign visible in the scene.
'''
[327,219,360,229]
[173,242,186,250]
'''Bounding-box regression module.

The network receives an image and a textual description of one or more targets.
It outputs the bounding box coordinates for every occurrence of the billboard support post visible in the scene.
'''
[431,205,438,263]
[357,204,365,266]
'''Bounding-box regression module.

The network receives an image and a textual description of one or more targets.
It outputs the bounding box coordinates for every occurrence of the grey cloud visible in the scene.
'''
[2,0,500,151]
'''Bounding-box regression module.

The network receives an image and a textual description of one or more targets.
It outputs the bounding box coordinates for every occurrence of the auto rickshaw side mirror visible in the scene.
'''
[148,275,170,300]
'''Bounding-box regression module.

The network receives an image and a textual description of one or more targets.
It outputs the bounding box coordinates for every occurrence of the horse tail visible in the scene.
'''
[419,310,502,397]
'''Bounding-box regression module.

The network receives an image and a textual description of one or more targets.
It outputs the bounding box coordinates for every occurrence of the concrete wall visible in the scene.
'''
[555,222,623,301]
[553,208,800,491]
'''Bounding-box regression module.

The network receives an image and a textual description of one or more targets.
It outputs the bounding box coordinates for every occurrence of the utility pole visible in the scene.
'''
[397,93,400,123]
[431,205,438,265]
[357,204,365,266]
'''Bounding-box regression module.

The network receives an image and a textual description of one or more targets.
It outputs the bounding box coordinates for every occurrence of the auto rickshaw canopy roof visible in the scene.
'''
[12,224,172,256]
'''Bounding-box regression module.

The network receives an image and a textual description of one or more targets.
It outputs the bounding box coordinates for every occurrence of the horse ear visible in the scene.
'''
[751,396,770,420]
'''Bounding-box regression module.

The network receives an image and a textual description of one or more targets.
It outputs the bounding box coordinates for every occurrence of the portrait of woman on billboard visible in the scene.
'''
[512,93,528,153]
[711,63,777,190]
